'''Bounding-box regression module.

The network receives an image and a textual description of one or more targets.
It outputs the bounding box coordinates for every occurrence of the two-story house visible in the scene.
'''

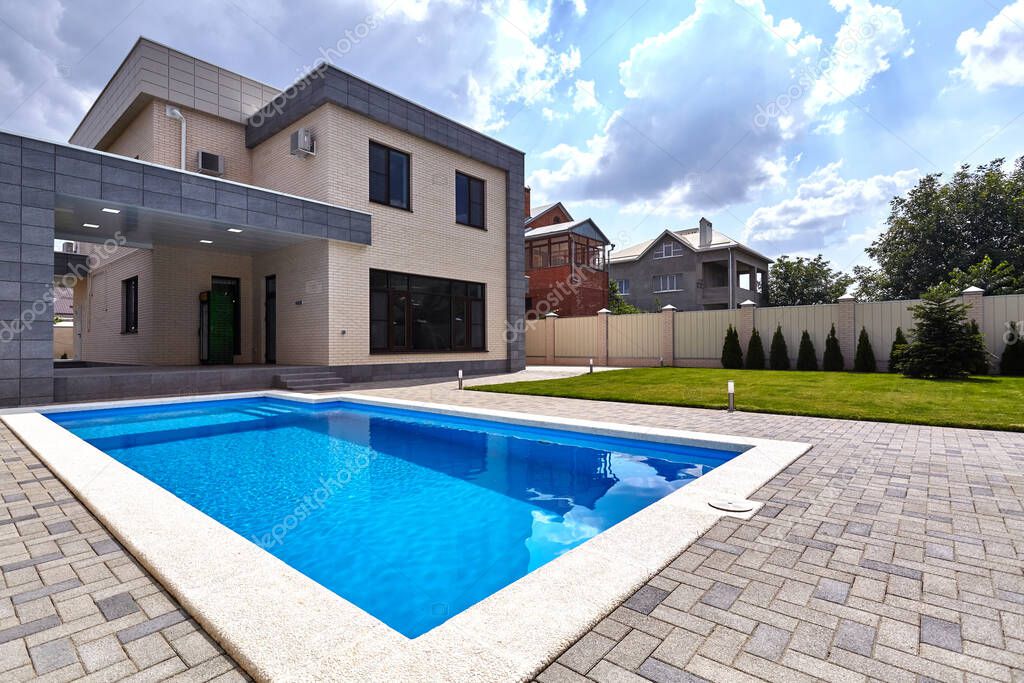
[0,37,527,405]
[524,191,611,317]
[608,218,770,311]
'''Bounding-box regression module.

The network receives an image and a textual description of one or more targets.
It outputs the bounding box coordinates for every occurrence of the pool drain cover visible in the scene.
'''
[708,498,755,513]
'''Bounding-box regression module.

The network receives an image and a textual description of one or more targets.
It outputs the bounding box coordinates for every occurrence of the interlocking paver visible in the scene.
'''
[920,614,963,653]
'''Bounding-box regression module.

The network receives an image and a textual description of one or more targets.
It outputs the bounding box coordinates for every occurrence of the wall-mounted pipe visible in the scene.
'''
[164,105,186,170]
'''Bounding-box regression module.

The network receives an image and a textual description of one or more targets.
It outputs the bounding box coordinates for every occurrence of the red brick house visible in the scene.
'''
[524,189,611,317]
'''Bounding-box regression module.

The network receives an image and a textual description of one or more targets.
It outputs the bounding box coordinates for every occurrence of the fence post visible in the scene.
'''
[544,312,558,365]
[660,305,676,367]
[837,293,856,370]
[962,286,984,326]
[597,308,611,366]
[739,300,756,351]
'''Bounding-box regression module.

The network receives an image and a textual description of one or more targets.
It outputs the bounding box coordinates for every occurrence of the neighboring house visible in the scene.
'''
[34,36,524,381]
[524,190,611,317]
[608,218,770,311]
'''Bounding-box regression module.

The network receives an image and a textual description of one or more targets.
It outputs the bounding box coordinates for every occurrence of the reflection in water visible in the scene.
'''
[50,397,734,638]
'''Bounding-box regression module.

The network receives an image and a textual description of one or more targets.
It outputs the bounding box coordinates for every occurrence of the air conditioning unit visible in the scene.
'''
[197,150,224,176]
[61,241,76,254]
[290,128,315,157]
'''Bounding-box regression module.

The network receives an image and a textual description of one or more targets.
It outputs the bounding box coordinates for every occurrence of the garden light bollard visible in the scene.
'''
[458,369,463,390]
[589,358,594,374]
[727,381,735,412]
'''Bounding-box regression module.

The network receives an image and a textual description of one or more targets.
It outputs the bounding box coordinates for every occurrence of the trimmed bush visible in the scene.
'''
[721,325,744,369]
[897,291,988,378]
[853,327,877,372]
[889,327,908,372]
[745,329,766,370]
[823,324,844,371]
[967,320,989,375]
[1001,322,1024,375]
[796,331,818,371]
[769,325,790,370]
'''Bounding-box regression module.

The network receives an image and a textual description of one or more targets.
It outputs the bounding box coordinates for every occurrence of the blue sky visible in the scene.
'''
[1,0,1022,273]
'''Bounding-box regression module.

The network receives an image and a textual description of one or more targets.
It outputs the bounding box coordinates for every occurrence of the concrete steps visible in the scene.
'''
[273,369,349,392]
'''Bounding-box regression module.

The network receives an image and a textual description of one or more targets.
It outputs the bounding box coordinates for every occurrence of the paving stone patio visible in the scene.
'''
[1,371,1022,682]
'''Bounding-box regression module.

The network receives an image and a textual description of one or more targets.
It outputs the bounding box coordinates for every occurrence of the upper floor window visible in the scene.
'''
[615,279,630,295]
[652,240,684,259]
[122,276,138,334]
[369,141,410,210]
[456,172,485,228]
[653,274,682,293]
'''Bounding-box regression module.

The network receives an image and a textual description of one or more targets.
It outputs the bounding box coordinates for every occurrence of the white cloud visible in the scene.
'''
[571,79,600,112]
[529,0,909,214]
[802,0,911,117]
[572,0,586,17]
[953,0,1024,91]
[742,161,919,250]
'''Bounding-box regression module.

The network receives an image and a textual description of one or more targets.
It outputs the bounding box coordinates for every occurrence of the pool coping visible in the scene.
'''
[2,391,811,682]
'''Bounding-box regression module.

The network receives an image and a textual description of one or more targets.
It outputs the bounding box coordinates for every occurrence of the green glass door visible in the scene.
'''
[208,277,240,364]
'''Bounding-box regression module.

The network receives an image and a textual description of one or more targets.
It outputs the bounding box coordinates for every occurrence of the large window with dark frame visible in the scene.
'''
[370,270,485,353]
[455,172,485,228]
[121,276,138,334]
[369,141,410,209]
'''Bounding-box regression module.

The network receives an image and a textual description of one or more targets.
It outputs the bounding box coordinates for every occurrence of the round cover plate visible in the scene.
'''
[708,499,755,513]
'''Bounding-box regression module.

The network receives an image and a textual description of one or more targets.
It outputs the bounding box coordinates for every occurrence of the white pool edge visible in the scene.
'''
[2,391,811,682]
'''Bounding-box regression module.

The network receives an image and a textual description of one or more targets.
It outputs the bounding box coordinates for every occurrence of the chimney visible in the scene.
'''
[524,186,532,219]
[698,217,713,248]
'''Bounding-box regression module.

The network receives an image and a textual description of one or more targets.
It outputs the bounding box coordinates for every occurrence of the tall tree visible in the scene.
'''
[768,255,853,307]
[607,281,641,314]
[868,157,1024,299]
[931,256,1024,299]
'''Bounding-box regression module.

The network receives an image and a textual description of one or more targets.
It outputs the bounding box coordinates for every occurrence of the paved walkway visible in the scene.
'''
[0,371,1021,681]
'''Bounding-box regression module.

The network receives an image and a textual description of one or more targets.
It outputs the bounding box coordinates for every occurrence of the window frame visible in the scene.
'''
[369,141,411,211]
[455,171,486,229]
[652,273,683,293]
[615,279,630,295]
[369,269,486,354]
[121,276,138,334]
[652,240,685,259]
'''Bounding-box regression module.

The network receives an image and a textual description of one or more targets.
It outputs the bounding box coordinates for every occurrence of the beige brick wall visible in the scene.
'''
[79,248,154,365]
[102,99,253,184]
[252,103,509,366]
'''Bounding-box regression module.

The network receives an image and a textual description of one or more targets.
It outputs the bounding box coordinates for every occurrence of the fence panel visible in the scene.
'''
[554,316,599,359]
[525,318,545,357]
[755,304,838,366]
[608,312,661,360]
[673,310,738,362]
[983,293,1024,360]
[856,299,918,366]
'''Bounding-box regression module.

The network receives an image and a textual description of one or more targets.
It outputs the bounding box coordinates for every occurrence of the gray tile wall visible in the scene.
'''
[246,66,527,372]
[0,133,56,406]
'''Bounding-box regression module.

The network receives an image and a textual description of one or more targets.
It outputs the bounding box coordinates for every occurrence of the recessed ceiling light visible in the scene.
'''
[227,228,243,233]
[199,239,213,244]
[101,207,120,214]
[82,223,99,228]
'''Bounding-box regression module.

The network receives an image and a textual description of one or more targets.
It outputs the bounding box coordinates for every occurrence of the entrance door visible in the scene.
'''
[208,276,240,364]
[264,275,277,364]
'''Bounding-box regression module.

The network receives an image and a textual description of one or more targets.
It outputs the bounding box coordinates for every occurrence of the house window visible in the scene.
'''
[121,276,138,334]
[456,172,485,228]
[369,141,410,209]
[653,274,682,292]
[652,240,684,259]
[370,269,485,353]
[615,279,630,295]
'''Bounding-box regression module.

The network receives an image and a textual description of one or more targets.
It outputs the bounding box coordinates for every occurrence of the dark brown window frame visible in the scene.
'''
[121,276,138,334]
[369,269,486,354]
[455,171,486,229]
[369,140,411,211]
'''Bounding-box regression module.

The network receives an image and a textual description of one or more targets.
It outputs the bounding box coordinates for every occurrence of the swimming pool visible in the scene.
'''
[48,396,744,637]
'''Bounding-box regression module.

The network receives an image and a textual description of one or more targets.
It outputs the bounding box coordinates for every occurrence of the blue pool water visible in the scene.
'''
[49,398,742,637]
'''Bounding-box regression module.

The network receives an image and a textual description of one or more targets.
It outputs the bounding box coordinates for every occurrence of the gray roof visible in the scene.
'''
[524,218,610,245]
[609,227,770,263]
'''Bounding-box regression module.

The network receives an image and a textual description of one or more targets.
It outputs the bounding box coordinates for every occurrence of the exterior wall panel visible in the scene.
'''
[608,312,660,360]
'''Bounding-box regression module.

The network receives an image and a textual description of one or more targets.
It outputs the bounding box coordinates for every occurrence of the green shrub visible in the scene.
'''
[889,327,907,372]
[721,325,743,369]
[897,290,988,378]
[769,325,790,370]
[822,324,844,371]
[796,331,818,371]
[967,320,989,375]
[745,328,766,370]
[1001,322,1024,375]
[853,327,876,372]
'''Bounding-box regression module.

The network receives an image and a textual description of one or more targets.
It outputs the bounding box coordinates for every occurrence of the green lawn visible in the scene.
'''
[469,367,1024,431]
